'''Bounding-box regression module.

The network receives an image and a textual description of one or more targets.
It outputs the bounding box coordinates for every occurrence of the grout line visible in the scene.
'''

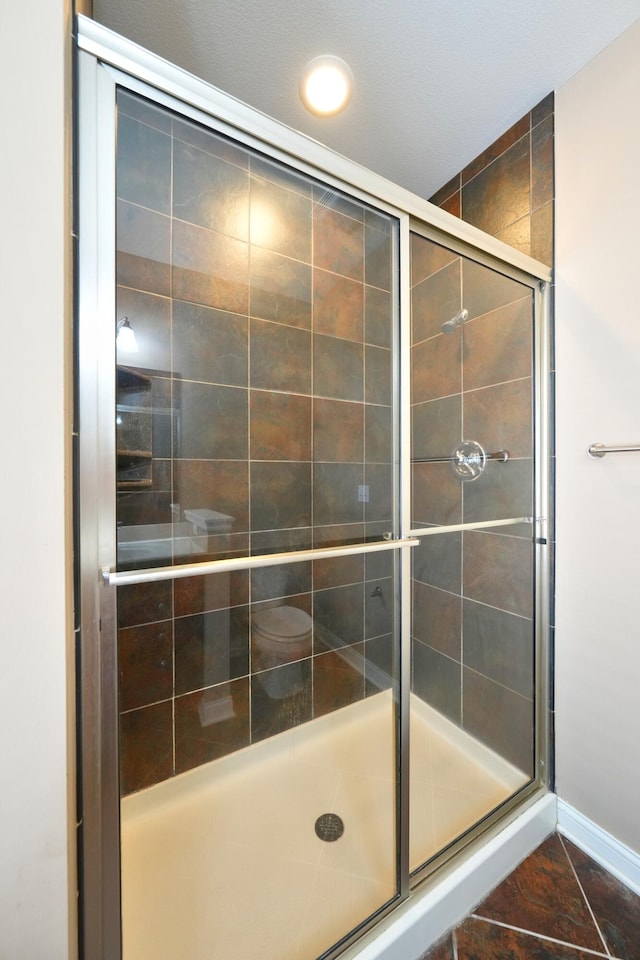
[559,834,613,958]
[468,915,611,958]
[452,927,459,960]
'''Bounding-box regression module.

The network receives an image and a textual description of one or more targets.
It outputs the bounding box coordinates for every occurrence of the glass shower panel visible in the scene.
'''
[409,232,535,873]
[115,88,400,960]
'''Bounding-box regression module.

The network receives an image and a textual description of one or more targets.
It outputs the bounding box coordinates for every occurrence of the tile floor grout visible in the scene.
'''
[421,831,640,960]
[466,915,612,958]
[559,834,612,958]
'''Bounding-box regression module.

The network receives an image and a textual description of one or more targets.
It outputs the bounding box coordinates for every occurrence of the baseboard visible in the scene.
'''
[345,792,557,960]
[557,799,640,896]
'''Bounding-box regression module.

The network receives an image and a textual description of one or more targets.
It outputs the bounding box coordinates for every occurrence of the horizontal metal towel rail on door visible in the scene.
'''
[103,536,420,586]
[408,516,533,538]
[103,516,534,586]
[588,442,640,458]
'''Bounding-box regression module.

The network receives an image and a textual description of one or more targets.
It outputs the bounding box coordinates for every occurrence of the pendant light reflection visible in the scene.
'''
[299,56,353,116]
[116,316,138,353]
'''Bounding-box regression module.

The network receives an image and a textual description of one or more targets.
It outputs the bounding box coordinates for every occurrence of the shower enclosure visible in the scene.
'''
[77,18,551,960]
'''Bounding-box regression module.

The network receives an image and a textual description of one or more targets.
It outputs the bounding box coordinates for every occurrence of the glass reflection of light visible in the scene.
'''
[250,199,276,249]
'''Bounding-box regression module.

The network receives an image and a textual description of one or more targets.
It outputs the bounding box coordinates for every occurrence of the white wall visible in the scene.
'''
[555,18,640,856]
[0,0,75,956]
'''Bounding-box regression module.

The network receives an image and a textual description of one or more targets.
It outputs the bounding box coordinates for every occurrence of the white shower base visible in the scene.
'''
[121,690,527,960]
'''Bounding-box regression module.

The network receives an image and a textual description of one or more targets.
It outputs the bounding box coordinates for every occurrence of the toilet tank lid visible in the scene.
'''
[253,605,312,640]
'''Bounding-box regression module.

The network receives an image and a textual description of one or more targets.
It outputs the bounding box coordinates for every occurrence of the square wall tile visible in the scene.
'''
[313,267,364,341]
[313,462,364,526]
[365,577,394,639]
[412,529,462,596]
[120,700,173,795]
[250,246,312,329]
[463,379,532,459]
[250,563,312,603]
[174,382,248,460]
[173,460,249,532]
[462,458,533,529]
[365,221,393,291]
[314,334,363,402]
[411,335,461,405]
[462,297,532,392]
[250,318,311,394]
[116,286,171,374]
[462,133,530,237]
[173,115,249,168]
[172,219,249,314]
[365,345,392,406]
[463,599,534,699]
[412,581,461,660]
[250,461,312,532]
[411,640,461,725]
[463,531,533,619]
[118,90,173,133]
[173,571,249,618]
[313,646,366,718]
[412,395,462,462]
[461,259,530,325]
[365,286,392,348]
[411,259,461,344]
[172,301,248,387]
[117,114,171,214]
[412,462,462,527]
[172,139,249,240]
[365,405,392,465]
[117,200,171,296]
[118,621,173,712]
[462,667,533,775]
[174,606,250,695]
[364,463,394,524]
[117,580,173,628]
[174,677,250,774]
[314,583,365,651]
[251,390,312,461]
[410,234,457,287]
[313,398,364,463]
[313,206,364,281]
[250,175,312,261]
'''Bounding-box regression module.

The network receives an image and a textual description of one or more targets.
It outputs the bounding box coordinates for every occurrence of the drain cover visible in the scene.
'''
[315,813,345,842]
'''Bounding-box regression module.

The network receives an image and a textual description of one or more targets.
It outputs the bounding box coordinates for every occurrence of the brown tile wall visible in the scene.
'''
[115,91,397,795]
[429,93,554,268]
[115,89,554,795]
[410,235,535,773]
[413,92,554,774]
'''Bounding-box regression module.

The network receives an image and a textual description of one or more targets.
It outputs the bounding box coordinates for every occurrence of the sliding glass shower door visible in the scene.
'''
[112,88,402,960]
[78,26,550,960]
[408,232,538,875]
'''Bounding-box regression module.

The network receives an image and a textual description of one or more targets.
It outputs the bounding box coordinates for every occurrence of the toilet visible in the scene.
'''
[252,604,313,699]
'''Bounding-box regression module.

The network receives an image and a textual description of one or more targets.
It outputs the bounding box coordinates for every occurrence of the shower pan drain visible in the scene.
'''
[314,813,345,842]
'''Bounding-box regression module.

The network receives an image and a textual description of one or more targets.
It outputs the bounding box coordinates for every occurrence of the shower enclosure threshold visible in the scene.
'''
[121,691,527,960]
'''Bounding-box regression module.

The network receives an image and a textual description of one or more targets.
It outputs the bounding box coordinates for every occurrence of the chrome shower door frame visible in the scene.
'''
[76,16,552,960]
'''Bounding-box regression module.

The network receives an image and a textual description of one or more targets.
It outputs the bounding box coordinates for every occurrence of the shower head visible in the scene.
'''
[441,308,469,335]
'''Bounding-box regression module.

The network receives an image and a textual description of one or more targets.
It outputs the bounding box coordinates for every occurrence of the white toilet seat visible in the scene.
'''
[252,605,312,644]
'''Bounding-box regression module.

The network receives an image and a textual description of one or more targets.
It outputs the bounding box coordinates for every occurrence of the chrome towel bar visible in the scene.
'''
[588,442,640,458]
[103,515,535,586]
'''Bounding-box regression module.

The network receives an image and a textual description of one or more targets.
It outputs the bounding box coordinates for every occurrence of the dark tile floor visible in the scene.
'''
[420,833,640,959]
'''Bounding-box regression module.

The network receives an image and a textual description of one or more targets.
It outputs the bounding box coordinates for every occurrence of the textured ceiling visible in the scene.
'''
[93,0,640,199]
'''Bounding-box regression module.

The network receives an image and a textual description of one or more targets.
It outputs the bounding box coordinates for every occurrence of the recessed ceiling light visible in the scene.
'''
[299,55,353,117]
